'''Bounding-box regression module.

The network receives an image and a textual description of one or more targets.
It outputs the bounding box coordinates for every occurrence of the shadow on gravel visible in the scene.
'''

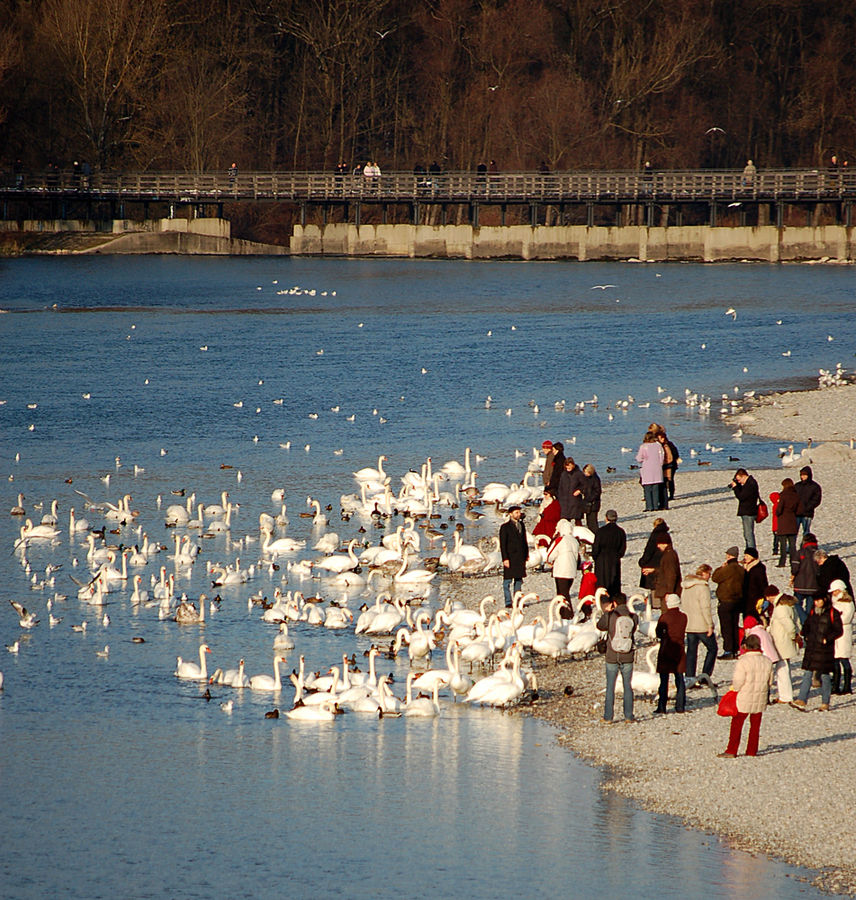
[761,731,856,754]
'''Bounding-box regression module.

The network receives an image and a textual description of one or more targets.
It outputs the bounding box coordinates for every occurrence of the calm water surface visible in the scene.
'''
[2,257,851,897]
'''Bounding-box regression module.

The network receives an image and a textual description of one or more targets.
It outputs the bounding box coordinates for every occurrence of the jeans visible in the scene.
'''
[798,669,831,705]
[685,632,718,677]
[657,672,685,712]
[643,483,660,511]
[794,593,813,625]
[725,711,763,756]
[503,577,522,608]
[797,515,813,538]
[741,515,756,551]
[604,661,634,721]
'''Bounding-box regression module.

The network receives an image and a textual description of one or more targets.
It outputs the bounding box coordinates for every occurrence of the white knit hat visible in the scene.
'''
[665,593,681,609]
[829,579,848,594]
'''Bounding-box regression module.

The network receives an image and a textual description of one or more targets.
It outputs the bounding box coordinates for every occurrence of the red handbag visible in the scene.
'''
[717,689,739,717]
[756,501,769,524]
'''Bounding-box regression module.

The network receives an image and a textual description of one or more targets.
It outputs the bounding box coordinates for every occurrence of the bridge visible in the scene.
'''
[3,167,854,228]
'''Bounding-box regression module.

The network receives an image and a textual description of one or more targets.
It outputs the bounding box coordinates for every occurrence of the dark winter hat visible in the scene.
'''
[743,547,759,559]
[605,509,618,521]
[726,546,740,557]
[507,505,522,513]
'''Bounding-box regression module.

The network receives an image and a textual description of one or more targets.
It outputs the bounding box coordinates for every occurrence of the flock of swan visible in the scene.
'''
[3,445,683,721]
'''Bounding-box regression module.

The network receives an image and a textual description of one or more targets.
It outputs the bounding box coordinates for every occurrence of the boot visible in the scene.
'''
[831,668,842,695]
[843,667,853,695]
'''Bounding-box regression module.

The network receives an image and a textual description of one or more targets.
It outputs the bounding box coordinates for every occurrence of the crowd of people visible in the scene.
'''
[496,426,852,753]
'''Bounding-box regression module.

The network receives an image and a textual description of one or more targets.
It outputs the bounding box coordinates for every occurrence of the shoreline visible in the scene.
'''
[439,380,856,896]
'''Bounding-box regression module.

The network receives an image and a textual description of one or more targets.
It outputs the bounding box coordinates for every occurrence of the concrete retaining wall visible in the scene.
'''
[290,223,854,262]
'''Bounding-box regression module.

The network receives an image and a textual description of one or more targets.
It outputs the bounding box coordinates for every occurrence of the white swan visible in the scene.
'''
[354,455,387,482]
[174,643,211,680]
[261,531,306,554]
[615,645,659,695]
[249,656,287,691]
[307,497,327,527]
[441,446,472,480]
[285,699,339,720]
[392,547,436,584]
[273,622,295,650]
[314,538,360,573]
[18,518,60,542]
[403,673,441,717]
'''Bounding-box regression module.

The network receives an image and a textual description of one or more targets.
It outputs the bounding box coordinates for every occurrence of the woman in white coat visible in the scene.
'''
[546,518,579,617]
[718,634,773,758]
[769,592,800,703]
[831,579,854,694]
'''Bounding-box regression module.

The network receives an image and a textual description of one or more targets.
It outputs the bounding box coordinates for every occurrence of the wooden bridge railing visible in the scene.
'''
[3,168,855,204]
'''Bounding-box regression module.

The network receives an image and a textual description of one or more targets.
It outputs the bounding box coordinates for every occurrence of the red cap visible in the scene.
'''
[542,440,553,449]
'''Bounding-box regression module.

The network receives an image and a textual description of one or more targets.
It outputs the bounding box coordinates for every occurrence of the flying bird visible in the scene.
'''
[705,126,726,135]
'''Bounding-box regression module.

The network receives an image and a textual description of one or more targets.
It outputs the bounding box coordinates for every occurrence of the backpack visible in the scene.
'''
[611,612,634,653]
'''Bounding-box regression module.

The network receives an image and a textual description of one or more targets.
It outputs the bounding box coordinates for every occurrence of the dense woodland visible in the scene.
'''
[1,0,854,174]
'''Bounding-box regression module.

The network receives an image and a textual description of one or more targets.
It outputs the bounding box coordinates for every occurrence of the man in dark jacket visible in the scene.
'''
[742,547,768,618]
[557,456,587,524]
[499,506,528,608]
[597,593,638,722]
[792,533,820,623]
[815,548,852,598]
[652,533,681,609]
[794,466,822,537]
[712,546,745,658]
[655,594,687,713]
[592,509,626,597]
[730,468,760,551]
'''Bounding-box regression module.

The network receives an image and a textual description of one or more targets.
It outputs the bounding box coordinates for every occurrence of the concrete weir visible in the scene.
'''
[291,223,854,262]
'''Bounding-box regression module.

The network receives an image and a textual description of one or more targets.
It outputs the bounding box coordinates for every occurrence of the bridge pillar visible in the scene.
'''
[845,201,853,227]
[646,203,654,227]
[471,202,479,228]
[300,202,306,227]
[355,202,361,228]
[709,202,717,226]
[501,203,507,226]
[586,203,594,227]
[529,202,538,226]
[412,202,419,226]
[776,202,784,227]
[675,207,683,227]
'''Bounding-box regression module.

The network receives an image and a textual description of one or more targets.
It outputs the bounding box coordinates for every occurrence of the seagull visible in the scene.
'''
[7,640,20,653]
[725,307,737,320]
[220,700,233,713]
[590,284,615,290]
[488,84,499,91]
[705,126,726,135]
[9,600,38,629]
[376,28,394,39]
[728,201,741,208]
[96,645,110,658]
[782,350,792,357]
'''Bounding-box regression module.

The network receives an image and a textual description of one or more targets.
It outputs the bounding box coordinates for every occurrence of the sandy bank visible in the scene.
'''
[437,381,856,895]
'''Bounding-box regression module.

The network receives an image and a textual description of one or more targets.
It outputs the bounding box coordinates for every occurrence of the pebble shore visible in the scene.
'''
[439,382,856,896]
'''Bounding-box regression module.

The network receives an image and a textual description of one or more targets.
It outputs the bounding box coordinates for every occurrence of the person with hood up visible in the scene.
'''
[655,594,687,713]
[638,518,669,595]
[794,465,822,537]
[545,518,579,616]
[768,591,800,703]
[790,593,843,711]
[791,532,820,623]
[774,477,800,569]
[830,580,854,695]
[718,633,773,758]
[815,548,853,598]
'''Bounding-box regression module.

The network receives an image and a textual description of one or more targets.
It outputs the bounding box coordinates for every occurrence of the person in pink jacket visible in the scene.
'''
[718,634,773,758]
[636,431,665,511]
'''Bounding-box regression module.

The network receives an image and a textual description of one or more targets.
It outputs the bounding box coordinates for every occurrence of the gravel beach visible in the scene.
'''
[439,382,856,896]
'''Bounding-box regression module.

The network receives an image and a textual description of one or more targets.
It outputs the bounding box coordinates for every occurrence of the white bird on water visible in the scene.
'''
[725,307,737,320]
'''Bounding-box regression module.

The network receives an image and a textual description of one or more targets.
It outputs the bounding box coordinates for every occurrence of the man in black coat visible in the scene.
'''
[815,548,852,597]
[730,468,760,552]
[741,547,768,617]
[500,506,529,608]
[557,457,587,524]
[794,465,822,538]
[591,509,626,597]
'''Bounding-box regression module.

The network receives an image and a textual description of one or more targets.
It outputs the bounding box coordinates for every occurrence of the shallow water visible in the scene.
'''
[1,257,849,897]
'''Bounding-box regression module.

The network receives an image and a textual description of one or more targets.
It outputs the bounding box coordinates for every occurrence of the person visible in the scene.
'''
[638,518,669,596]
[636,430,665,511]
[591,509,626,597]
[545,518,579,615]
[712,546,745,659]
[655,594,687,713]
[652,532,681,610]
[830,580,854,695]
[582,463,602,532]
[774,477,800,569]
[815,548,853,598]
[790,593,843,711]
[742,159,757,187]
[557,457,586,525]
[769,488,781,557]
[476,161,487,190]
[718,633,772,758]
[657,430,679,505]
[741,615,781,671]
[540,440,557,488]
[531,486,561,548]
[768,591,800,703]
[682,563,717,680]
[597,593,638,723]
[228,162,238,187]
[499,505,528,609]
[794,465,822,537]
[730,468,760,551]
[791,532,820,623]
[741,547,768,618]
[547,441,565,493]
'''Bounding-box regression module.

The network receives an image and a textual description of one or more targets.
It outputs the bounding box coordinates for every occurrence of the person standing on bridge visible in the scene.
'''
[742,159,756,187]
[228,162,238,189]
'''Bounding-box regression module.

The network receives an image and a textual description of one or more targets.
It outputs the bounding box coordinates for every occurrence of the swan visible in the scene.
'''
[204,491,229,518]
[130,574,148,605]
[18,518,60,542]
[174,643,211,680]
[363,598,405,635]
[354,455,388,482]
[315,538,360,573]
[10,493,25,516]
[313,531,340,553]
[165,494,194,526]
[393,610,436,664]
[307,497,327,527]
[354,593,396,633]
[249,656,287,691]
[299,667,342,705]
[403,673,441,717]
[440,447,471,480]
[392,547,436,584]
[174,595,206,624]
[448,644,473,698]
[225,659,250,688]
[323,605,354,630]
[615,645,659,695]
[273,622,295,650]
[465,648,525,705]
[437,595,494,631]
[261,531,306,555]
[285,699,340,720]
[41,499,59,526]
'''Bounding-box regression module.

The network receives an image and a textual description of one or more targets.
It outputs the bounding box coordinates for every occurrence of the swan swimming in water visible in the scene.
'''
[174,643,211,680]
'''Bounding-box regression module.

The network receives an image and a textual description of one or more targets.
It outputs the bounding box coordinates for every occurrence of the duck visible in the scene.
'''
[174,643,211,680]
